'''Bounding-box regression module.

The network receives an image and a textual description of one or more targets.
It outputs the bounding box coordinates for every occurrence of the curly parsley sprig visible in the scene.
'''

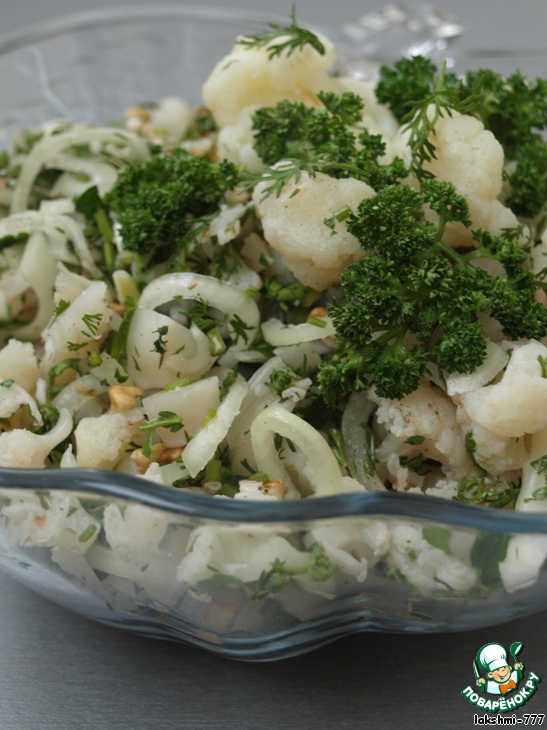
[317,180,547,404]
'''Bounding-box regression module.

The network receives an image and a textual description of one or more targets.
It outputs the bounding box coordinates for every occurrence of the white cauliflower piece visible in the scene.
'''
[333,75,399,141]
[103,502,171,564]
[0,339,40,394]
[202,31,338,128]
[407,478,460,500]
[2,492,99,552]
[216,105,263,171]
[371,382,473,481]
[455,406,528,475]
[177,525,309,596]
[0,381,42,425]
[253,169,374,290]
[459,341,547,438]
[394,108,518,247]
[0,409,73,468]
[388,522,477,593]
[74,407,143,469]
[305,519,390,582]
[149,97,191,144]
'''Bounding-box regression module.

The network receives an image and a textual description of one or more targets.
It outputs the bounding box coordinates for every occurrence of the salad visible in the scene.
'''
[1,12,547,608]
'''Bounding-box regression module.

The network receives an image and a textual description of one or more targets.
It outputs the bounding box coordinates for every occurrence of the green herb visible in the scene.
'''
[470,533,509,586]
[109,295,138,361]
[524,487,547,502]
[164,379,192,391]
[267,368,297,399]
[244,91,407,200]
[219,369,238,399]
[329,428,347,469]
[81,313,103,337]
[422,526,452,555]
[399,453,429,476]
[237,8,325,60]
[406,435,425,445]
[151,325,169,366]
[0,379,14,388]
[454,476,520,509]
[52,299,70,323]
[78,524,97,543]
[140,411,183,433]
[105,150,239,264]
[49,359,81,382]
[317,181,547,404]
[465,430,487,478]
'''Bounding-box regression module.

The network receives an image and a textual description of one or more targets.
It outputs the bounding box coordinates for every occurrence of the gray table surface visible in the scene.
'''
[2,1,547,728]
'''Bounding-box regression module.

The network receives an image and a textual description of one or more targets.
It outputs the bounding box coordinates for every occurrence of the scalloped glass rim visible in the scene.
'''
[1,468,546,534]
[0,5,290,56]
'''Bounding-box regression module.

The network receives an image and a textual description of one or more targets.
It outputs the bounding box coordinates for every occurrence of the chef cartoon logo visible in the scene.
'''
[461,642,541,713]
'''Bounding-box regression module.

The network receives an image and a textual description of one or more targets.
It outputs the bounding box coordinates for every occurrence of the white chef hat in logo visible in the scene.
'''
[477,643,508,672]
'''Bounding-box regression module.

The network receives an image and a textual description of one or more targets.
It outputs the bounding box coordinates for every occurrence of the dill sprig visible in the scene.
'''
[237,8,325,60]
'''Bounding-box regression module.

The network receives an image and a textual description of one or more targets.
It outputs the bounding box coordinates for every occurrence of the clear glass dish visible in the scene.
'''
[1,6,547,661]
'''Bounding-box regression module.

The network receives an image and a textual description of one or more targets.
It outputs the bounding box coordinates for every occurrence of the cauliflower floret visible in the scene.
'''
[216,105,263,171]
[0,339,40,394]
[2,492,99,552]
[459,341,547,438]
[253,170,374,290]
[388,522,477,593]
[305,519,390,582]
[176,525,310,595]
[455,406,529,475]
[333,75,399,142]
[0,409,73,468]
[407,478,459,500]
[74,407,143,469]
[393,108,518,247]
[371,382,473,481]
[202,31,338,129]
[103,502,171,563]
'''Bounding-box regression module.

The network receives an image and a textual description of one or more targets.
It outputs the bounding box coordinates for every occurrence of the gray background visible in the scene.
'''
[2,1,547,728]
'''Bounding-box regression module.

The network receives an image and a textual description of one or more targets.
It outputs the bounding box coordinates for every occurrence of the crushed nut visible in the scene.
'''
[109,385,144,412]
[307,306,328,320]
[74,386,99,396]
[187,281,197,290]
[125,106,151,122]
[260,478,286,500]
[109,302,126,316]
[131,443,183,474]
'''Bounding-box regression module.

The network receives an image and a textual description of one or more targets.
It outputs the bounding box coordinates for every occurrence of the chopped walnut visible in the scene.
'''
[131,443,183,474]
[261,478,287,500]
[109,385,144,412]
[307,306,328,320]
[109,302,126,316]
[126,106,151,123]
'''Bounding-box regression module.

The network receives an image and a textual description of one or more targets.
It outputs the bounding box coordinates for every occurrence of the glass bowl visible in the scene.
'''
[1,6,547,661]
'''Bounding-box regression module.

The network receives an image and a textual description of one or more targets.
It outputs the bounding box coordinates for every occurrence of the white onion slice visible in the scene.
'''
[11,127,150,214]
[182,374,247,477]
[445,340,509,396]
[261,316,335,346]
[250,405,344,499]
[341,391,386,491]
[138,272,260,358]
[9,231,57,340]
[0,211,100,277]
